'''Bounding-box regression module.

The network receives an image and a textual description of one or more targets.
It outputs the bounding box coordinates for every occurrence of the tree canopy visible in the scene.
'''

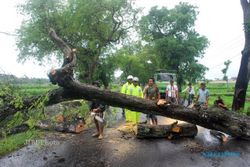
[138,3,209,88]
[16,0,139,86]
[16,1,209,88]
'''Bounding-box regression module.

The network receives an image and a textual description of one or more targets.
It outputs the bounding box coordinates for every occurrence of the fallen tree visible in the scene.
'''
[1,28,250,140]
[47,28,250,140]
[0,87,76,122]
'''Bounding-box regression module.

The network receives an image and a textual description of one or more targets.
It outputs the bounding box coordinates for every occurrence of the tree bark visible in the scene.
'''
[232,0,250,110]
[47,28,250,140]
[2,28,250,140]
[136,123,198,139]
[0,88,81,122]
[55,81,250,140]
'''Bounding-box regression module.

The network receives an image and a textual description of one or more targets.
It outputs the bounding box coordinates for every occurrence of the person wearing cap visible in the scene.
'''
[126,77,143,123]
[165,79,179,104]
[120,75,133,117]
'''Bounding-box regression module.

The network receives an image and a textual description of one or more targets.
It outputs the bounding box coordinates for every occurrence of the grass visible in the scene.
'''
[0,130,42,157]
[18,84,58,96]
[0,82,249,157]
[198,83,250,113]
[0,100,90,157]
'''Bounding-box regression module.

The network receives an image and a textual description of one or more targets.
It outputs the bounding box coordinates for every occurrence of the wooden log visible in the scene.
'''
[136,123,198,139]
[36,117,85,134]
[46,28,250,140]
[2,28,250,140]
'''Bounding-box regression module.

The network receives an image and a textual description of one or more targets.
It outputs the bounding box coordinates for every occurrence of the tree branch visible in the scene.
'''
[45,29,250,140]
[49,28,72,58]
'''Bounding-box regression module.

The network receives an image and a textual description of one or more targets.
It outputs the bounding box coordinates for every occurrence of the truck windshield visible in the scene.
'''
[157,73,173,82]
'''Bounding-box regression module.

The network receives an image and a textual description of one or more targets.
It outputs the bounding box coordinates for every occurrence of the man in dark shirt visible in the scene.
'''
[90,81,106,139]
[143,78,160,125]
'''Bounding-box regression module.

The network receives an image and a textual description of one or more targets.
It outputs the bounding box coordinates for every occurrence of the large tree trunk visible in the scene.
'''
[136,123,198,139]
[2,28,250,140]
[47,28,250,140]
[232,0,250,110]
[55,81,250,140]
[3,80,250,140]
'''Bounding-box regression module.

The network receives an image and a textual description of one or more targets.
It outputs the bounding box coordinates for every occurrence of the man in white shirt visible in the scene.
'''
[183,83,195,106]
[165,79,179,104]
[196,83,209,108]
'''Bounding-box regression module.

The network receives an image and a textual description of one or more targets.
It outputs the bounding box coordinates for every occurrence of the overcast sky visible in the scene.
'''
[0,0,245,79]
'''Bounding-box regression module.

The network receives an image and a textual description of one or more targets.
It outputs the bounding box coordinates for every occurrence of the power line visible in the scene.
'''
[0,31,17,36]
[207,35,243,56]
[209,53,241,70]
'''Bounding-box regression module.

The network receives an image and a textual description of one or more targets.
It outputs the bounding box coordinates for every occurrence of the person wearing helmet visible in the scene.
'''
[125,77,143,123]
[121,75,133,94]
[120,75,134,117]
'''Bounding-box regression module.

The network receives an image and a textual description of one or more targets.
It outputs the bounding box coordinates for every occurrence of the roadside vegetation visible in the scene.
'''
[206,83,250,114]
[0,81,89,157]
[0,78,249,156]
[0,130,42,156]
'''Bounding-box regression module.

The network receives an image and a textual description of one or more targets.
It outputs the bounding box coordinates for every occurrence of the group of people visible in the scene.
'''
[183,82,210,108]
[89,75,214,139]
[120,75,211,125]
[121,75,160,125]
[121,75,143,123]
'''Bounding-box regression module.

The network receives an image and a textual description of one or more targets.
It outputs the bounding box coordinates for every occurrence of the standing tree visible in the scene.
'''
[232,0,250,111]
[221,60,232,88]
[111,42,160,84]
[138,3,209,90]
[16,0,139,86]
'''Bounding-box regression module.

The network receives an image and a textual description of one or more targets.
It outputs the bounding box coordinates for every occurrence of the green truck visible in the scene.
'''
[154,70,176,99]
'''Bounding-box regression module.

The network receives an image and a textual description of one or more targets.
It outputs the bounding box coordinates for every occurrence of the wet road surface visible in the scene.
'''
[0,114,250,167]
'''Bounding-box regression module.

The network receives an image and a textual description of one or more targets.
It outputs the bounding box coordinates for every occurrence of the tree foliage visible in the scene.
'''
[16,0,139,85]
[111,42,160,84]
[221,60,232,81]
[138,3,209,88]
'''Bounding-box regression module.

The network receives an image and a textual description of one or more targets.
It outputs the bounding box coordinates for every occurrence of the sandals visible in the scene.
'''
[92,133,99,137]
[98,134,104,140]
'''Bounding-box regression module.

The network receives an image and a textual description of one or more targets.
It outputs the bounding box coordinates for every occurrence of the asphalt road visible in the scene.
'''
[0,115,250,167]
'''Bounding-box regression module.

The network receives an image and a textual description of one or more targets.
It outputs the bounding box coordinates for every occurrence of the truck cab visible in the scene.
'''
[154,70,176,99]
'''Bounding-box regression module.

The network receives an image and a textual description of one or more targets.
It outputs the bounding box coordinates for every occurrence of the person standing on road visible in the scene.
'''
[196,83,210,109]
[165,79,179,104]
[126,77,143,123]
[183,83,195,106]
[90,81,106,140]
[143,78,160,125]
[120,75,133,117]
